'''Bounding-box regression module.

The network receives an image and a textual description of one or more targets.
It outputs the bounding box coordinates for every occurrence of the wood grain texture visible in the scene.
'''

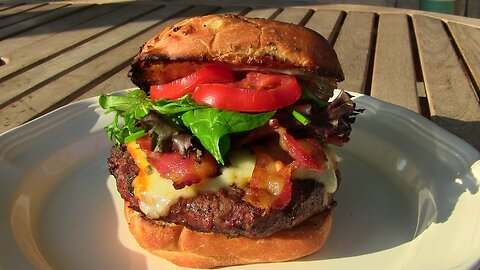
[0,3,66,28]
[0,3,87,40]
[74,64,133,102]
[0,4,18,12]
[312,4,480,27]
[244,7,279,19]
[334,11,375,93]
[274,7,310,24]
[0,2,127,56]
[0,2,45,18]
[0,2,165,104]
[413,15,480,149]
[0,5,217,133]
[75,6,251,101]
[305,9,343,43]
[447,21,480,92]
[371,13,419,112]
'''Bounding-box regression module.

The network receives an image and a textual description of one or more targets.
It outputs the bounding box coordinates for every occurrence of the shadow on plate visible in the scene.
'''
[301,95,479,260]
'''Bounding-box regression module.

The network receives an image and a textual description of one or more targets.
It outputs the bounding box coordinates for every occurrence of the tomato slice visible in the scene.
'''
[150,64,235,100]
[192,72,301,112]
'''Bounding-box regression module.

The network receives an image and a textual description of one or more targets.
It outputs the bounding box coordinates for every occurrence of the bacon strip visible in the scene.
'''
[243,146,292,210]
[137,136,218,189]
[269,119,327,171]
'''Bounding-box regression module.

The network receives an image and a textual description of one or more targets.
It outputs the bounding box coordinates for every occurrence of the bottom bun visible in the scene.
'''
[124,201,333,268]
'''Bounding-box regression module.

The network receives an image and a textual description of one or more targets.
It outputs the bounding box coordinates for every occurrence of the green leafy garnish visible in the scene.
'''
[300,85,329,108]
[99,89,274,164]
[181,109,275,165]
[99,90,204,145]
[292,110,311,125]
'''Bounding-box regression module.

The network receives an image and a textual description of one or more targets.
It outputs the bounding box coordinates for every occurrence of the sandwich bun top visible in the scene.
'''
[130,14,344,88]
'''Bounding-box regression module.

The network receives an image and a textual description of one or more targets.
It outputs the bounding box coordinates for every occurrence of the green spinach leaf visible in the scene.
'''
[181,109,275,164]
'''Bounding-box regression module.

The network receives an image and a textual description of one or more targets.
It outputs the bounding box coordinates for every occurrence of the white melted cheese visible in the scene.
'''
[291,145,338,193]
[127,142,338,219]
[127,141,256,219]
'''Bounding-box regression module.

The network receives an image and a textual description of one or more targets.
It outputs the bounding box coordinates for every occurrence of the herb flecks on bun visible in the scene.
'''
[100,14,361,269]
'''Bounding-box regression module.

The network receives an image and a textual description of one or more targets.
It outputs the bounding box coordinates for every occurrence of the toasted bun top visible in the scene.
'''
[134,14,344,82]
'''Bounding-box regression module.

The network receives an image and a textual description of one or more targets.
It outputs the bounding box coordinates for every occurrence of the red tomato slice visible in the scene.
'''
[192,72,301,112]
[150,64,235,100]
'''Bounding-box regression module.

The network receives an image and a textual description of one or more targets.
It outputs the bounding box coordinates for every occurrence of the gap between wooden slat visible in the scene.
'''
[407,15,431,118]
[40,5,221,119]
[362,13,379,96]
[0,2,69,29]
[0,5,216,133]
[269,8,284,20]
[335,11,376,94]
[0,3,46,19]
[274,7,310,25]
[304,9,344,45]
[73,6,251,102]
[370,13,420,113]
[413,14,480,150]
[445,21,480,101]
[0,2,166,105]
[0,2,126,57]
[244,7,280,20]
[0,4,22,12]
[0,3,91,41]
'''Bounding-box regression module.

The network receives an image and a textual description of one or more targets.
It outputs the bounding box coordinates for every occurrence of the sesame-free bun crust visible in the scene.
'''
[124,201,332,268]
[130,14,344,89]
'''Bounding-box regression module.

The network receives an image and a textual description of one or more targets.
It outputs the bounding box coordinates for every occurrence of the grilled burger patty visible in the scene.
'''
[108,145,336,238]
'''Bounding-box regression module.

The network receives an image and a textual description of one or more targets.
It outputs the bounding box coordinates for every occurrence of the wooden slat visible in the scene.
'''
[0,4,18,12]
[75,6,249,101]
[0,3,45,19]
[274,7,309,25]
[0,5,218,133]
[447,21,480,90]
[305,9,343,43]
[243,7,279,19]
[334,11,375,93]
[215,5,250,15]
[371,13,420,113]
[0,3,88,40]
[0,3,127,57]
[413,15,480,149]
[0,3,165,101]
[74,64,134,102]
[0,2,69,29]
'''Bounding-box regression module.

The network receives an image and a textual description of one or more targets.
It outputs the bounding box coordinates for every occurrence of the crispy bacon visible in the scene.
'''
[137,136,218,189]
[243,146,292,210]
[269,119,327,171]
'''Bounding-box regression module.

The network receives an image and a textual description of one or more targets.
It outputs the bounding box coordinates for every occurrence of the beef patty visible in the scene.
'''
[108,145,336,238]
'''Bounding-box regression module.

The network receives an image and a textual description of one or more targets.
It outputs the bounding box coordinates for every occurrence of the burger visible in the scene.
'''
[99,14,361,268]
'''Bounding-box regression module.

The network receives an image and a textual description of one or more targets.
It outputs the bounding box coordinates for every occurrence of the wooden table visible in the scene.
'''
[0,2,479,150]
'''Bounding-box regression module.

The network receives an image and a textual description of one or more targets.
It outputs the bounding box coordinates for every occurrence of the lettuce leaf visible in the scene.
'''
[99,89,274,164]
[181,109,275,164]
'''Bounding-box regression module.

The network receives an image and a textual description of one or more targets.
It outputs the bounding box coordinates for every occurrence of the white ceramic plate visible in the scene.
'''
[1,91,479,270]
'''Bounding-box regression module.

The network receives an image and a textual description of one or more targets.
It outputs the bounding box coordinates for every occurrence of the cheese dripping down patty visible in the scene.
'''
[126,140,338,219]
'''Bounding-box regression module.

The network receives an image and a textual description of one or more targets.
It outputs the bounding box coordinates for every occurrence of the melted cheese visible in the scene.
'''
[127,142,338,219]
[291,145,338,193]
[127,141,255,219]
